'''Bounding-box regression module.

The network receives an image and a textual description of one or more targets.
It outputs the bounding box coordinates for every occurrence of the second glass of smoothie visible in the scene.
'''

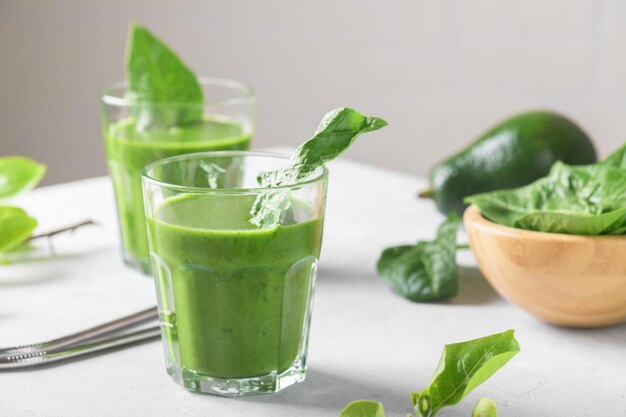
[142,151,327,396]
[101,78,255,273]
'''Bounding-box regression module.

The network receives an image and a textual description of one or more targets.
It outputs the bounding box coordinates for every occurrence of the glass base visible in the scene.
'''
[122,251,152,275]
[166,356,307,396]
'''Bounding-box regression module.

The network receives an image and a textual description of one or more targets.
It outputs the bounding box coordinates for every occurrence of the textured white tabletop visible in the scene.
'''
[1,157,625,417]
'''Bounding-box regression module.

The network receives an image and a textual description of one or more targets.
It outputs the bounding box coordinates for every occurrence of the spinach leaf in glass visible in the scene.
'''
[414,330,520,417]
[465,161,626,235]
[0,156,46,200]
[377,214,460,302]
[249,107,387,228]
[126,23,203,130]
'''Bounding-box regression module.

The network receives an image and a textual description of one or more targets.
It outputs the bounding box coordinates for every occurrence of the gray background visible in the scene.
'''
[2,0,625,185]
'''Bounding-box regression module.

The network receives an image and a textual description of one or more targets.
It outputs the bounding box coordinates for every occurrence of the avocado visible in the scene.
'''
[421,111,597,216]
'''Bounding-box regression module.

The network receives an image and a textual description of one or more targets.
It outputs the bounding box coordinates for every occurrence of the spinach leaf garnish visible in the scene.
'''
[465,159,626,235]
[249,107,387,227]
[377,213,460,302]
[125,23,203,130]
[337,330,519,417]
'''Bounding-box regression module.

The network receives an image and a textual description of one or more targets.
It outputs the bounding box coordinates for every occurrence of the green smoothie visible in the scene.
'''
[104,116,251,271]
[148,193,323,378]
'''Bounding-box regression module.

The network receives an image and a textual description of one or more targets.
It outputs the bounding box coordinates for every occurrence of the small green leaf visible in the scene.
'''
[410,392,420,407]
[250,107,387,227]
[339,400,386,417]
[125,23,203,130]
[377,213,460,302]
[472,398,498,417]
[0,156,46,200]
[417,330,520,417]
[0,206,37,252]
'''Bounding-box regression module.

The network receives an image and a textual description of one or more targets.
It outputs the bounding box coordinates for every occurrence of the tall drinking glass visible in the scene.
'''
[142,151,327,396]
[101,78,255,274]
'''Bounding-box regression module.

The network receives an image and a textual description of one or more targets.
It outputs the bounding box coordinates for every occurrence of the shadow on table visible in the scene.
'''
[317,265,500,306]
[0,247,109,287]
[317,266,379,284]
[239,368,410,415]
[447,266,500,306]
[543,318,626,346]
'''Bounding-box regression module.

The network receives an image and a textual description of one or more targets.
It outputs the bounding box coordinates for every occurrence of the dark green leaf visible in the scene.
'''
[377,214,460,302]
[0,157,46,200]
[472,398,498,417]
[465,161,626,235]
[250,108,387,227]
[339,400,386,417]
[126,23,203,130]
[0,206,37,252]
[416,330,520,417]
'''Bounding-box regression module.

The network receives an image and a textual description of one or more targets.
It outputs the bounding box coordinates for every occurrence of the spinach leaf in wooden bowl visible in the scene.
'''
[465,143,626,235]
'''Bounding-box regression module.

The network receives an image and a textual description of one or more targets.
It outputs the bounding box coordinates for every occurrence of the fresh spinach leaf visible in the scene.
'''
[602,142,626,168]
[339,400,386,417]
[126,23,203,130]
[338,331,519,417]
[0,206,37,252]
[472,398,498,417]
[377,213,460,302]
[249,107,387,227]
[465,161,626,235]
[414,330,520,417]
[257,108,387,187]
[0,156,46,200]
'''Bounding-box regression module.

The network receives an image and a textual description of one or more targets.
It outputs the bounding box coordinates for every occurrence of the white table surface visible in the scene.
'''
[2,157,625,417]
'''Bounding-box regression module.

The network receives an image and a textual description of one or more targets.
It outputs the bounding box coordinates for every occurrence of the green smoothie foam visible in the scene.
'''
[148,193,323,378]
[104,116,251,271]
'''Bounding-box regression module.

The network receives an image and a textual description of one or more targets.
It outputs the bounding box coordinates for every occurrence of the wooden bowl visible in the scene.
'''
[464,205,626,328]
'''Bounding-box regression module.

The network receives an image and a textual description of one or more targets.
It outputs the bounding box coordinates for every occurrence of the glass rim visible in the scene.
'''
[100,76,255,108]
[142,150,328,194]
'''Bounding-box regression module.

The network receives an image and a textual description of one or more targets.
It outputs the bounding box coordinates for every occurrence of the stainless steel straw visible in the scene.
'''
[0,306,160,370]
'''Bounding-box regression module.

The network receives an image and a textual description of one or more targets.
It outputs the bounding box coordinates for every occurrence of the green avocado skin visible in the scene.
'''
[429,111,597,216]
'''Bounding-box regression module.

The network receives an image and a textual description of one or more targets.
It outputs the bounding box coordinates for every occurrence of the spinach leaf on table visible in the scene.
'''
[414,330,520,417]
[0,206,37,252]
[465,160,626,235]
[471,398,498,417]
[339,400,386,417]
[249,107,387,228]
[0,157,46,200]
[377,213,460,302]
[336,331,519,417]
[125,23,203,130]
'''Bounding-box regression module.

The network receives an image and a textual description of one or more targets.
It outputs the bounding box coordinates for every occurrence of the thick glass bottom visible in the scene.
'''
[122,251,152,275]
[165,354,307,396]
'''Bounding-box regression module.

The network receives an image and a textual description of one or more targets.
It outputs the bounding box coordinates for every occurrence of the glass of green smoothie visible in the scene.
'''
[142,151,327,396]
[101,78,255,273]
